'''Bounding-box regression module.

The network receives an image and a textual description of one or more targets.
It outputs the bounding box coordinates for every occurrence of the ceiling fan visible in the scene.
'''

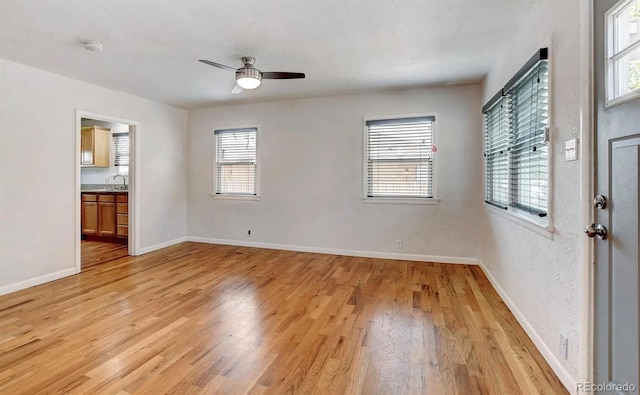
[199,57,305,94]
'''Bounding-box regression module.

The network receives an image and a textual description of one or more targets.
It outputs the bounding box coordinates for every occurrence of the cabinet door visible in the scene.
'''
[82,201,98,234]
[93,128,110,167]
[98,202,116,236]
[80,129,94,166]
[80,127,110,167]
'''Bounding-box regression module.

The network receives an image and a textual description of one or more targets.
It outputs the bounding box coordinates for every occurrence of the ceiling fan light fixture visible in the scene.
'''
[236,68,262,89]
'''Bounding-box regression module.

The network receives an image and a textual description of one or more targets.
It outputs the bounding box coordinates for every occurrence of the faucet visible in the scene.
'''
[113,174,127,190]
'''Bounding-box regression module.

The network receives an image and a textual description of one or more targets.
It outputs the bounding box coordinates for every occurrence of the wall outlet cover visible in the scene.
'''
[565,139,578,161]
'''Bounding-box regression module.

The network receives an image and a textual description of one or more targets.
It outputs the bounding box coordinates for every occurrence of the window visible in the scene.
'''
[483,48,549,225]
[365,116,435,199]
[113,133,129,174]
[606,0,640,106]
[214,128,257,195]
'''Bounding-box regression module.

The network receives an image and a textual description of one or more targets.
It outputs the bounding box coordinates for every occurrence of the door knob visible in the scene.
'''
[585,223,608,240]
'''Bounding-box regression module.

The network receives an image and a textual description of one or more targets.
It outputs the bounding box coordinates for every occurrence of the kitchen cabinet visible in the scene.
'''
[97,195,116,236]
[82,192,128,240]
[81,194,98,234]
[116,195,128,237]
[81,126,110,167]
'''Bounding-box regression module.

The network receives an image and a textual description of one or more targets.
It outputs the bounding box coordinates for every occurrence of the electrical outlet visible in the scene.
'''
[396,239,403,249]
[560,333,568,359]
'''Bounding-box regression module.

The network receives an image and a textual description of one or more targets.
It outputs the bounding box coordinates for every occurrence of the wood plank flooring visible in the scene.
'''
[81,240,129,270]
[0,242,568,394]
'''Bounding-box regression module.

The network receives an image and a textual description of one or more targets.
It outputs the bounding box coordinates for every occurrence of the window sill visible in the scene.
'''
[210,194,260,201]
[362,197,439,205]
[605,89,640,108]
[484,203,554,239]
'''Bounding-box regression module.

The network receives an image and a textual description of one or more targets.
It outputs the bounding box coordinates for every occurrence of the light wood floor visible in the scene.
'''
[81,240,129,270]
[0,242,567,394]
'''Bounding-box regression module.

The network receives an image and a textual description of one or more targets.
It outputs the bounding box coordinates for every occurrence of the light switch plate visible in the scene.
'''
[565,139,578,161]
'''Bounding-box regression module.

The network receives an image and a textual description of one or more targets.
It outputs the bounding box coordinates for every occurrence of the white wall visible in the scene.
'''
[0,58,188,292]
[480,0,581,388]
[80,119,129,185]
[188,85,482,261]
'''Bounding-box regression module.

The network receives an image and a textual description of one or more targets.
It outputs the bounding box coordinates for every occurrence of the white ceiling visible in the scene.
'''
[0,0,536,109]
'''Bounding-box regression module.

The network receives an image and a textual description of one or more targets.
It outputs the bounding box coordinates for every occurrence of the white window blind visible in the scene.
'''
[113,133,129,168]
[483,48,549,222]
[214,128,257,195]
[484,100,509,209]
[366,116,435,198]
[508,61,549,216]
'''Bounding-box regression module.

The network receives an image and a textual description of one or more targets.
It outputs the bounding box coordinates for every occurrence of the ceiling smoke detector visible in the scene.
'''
[83,41,103,52]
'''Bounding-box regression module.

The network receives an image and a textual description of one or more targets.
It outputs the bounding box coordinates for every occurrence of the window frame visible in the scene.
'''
[212,127,260,200]
[362,113,438,205]
[605,0,640,107]
[483,48,553,231]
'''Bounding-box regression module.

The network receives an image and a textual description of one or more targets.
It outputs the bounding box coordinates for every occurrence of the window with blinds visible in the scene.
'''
[365,116,435,198]
[484,99,509,209]
[483,48,549,223]
[113,133,129,173]
[508,60,549,216]
[214,128,257,195]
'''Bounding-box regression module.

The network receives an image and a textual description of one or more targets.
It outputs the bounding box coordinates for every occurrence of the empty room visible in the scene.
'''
[0,0,638,394]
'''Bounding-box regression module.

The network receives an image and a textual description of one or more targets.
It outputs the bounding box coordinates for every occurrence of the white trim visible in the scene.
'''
[75,111,140,267]
[0,268,77,297]
[604,0,640,108]
[362,197,439,205]
[137,237,189,255]
[187,236,479,265]
[479,261,576,393]
[210,194,260,201]
[484,203,554,239]
[579,0,595,391]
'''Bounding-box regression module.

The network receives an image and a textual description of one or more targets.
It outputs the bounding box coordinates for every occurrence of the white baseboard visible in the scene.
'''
[0,267,78,297]
[187,236,479,265]
[478,260,576,394]
[136,237,189,255]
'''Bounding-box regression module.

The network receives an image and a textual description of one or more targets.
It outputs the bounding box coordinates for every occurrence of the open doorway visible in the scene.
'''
[75,111,137,271]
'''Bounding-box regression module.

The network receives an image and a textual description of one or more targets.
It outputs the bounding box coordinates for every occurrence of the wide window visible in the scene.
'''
[214,128,257,196]
[483,48,549,225]
[365,116,435,199]
[606,0,640,106]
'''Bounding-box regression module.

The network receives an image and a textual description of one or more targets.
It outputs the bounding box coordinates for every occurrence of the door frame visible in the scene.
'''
[579,0,595,389]
[75,110,140,272]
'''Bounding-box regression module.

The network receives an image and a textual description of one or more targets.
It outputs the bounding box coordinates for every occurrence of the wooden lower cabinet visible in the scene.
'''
[82,192,128,240]
[81,195,98,234]
[98,199,116,236]
[116,195,129,237]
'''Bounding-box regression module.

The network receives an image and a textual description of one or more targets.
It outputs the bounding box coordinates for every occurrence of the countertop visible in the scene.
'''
[81,184,128,194]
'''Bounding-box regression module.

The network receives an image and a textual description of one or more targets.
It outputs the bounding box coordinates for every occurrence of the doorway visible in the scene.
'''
[75,111,138,271]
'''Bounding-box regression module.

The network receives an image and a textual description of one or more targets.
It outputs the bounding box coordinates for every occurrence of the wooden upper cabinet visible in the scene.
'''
[81,126,110,167]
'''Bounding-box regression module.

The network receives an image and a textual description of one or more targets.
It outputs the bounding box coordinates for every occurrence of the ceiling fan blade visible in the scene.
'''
[262,72,306,79]
[231,83,243,94]
[198,59,237,72]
